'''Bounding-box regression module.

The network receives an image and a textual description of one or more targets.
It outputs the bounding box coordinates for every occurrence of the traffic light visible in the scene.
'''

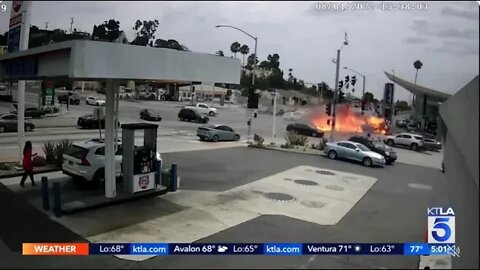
[351,76,357,86]
[338,80,344,90]
[325,103,332,116]
[247,86,259,109]
[338,91,345,103]
[192,86,195,93]
[345,75,349,83]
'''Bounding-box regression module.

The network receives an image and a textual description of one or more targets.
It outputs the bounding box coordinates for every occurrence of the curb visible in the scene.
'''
[247,144,324,156]
[0,167,61,180]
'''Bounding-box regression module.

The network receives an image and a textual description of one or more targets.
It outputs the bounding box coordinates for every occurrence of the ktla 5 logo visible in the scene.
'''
[428,207,455,244]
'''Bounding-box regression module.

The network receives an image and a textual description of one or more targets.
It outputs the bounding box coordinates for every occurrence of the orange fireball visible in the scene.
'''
[310,104,388,135]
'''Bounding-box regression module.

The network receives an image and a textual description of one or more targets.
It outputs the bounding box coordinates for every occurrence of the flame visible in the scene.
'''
[310,104,389,135]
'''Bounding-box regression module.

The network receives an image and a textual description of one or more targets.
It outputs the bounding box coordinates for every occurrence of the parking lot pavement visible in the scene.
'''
[1,147,449,268]
[393,147,443,170]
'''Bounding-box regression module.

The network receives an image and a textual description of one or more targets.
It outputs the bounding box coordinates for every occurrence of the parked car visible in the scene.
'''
[286,123,324,137]
[77,114,120,129]
[349,136,397,165]
[384,133,424,151]
[119,86,134,99]
[58,93,80,105]
[0,113,35,133]
[184,103,218,116]
[86,96,106,106]
[395,119,408,128]
[62,138,162,184]
[423,138,442,151]
[406,123,418,132]
[197,124,241,142]
[323,141,386,167]
[178,108,209,123]
[139,109,162,121]
[11,105,46,118]
[160,94,175,101]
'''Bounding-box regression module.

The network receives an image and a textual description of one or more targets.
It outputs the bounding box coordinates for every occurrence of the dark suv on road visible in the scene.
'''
[58,93,81,105]
[349,136,397,165]
[178,108,209,123]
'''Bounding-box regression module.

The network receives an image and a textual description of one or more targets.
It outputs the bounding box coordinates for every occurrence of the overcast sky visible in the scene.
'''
[1,1,478,101]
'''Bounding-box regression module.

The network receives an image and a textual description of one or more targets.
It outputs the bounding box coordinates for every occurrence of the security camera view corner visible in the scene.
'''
[0,1,478,269]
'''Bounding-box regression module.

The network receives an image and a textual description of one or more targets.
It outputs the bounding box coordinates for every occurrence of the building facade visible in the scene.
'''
[439,75,479,269]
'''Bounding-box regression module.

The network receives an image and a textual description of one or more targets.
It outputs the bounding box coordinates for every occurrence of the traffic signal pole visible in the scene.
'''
[330,49,341,142]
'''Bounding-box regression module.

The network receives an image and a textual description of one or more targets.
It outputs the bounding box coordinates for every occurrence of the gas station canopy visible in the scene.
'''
[384,71,451,103]
[0,40,241,200]
[0,40,241,84]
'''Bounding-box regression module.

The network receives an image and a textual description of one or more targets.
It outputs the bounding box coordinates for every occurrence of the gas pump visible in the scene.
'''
[121,123,160,194]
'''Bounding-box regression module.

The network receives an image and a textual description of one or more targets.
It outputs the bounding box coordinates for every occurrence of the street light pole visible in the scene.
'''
[216,24,258,142]
[252,37,258,86]
[272,90,277,143]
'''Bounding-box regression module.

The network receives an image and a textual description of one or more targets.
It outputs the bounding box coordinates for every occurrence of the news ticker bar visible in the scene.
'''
[22,243,458,256]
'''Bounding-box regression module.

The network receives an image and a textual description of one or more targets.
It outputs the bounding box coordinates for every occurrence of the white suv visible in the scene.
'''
[62,139,162,184]
[86,96,106,106]
[384,133,424,151]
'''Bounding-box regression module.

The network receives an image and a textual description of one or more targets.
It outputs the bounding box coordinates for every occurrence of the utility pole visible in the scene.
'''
[44,21,48,30]
[330,49,341,142]
[330,33,349,142]
[319,83,324,103]
[272,90,278,143]
[70,17,74,34]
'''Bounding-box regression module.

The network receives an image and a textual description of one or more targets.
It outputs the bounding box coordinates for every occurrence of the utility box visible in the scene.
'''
[121,123,159,194]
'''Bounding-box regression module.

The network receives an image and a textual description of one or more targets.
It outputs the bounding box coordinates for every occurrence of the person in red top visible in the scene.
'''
[20,141,37,187]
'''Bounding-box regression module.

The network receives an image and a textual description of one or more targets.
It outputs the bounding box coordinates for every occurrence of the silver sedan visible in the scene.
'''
[323,141,386,167]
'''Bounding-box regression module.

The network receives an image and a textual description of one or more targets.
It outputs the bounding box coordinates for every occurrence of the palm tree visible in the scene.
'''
[413,60,423,107]
[413,60,423,84]
[230,42,241,58]
[215,50,224,57]
[239,44,250,66]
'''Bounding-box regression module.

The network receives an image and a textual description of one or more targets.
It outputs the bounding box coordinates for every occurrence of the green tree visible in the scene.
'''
[104,19,121,42]
[363,91,375,102]
[0,31,8,46]
[245,53,258,69]
[287,68,293,83]
[269,69,284,88]
[395,100,411,111]
[133,19,159,46]
[215,50,224,56]
[239,44,249,66]
[230,42,241,58]
[267,53,280,70]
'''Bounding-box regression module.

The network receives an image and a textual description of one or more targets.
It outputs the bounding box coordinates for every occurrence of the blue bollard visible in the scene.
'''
[169,163,177,192]
[155,160,161,187]
[41,176,49,210]
[52,182,62,217]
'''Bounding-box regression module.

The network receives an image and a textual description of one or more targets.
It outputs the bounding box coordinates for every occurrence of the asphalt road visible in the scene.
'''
[0,88,291,140]
[0,146,448,269]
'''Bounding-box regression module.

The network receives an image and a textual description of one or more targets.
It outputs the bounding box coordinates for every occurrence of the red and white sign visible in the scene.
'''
[133,172,155,193]
[9,1,25,29]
